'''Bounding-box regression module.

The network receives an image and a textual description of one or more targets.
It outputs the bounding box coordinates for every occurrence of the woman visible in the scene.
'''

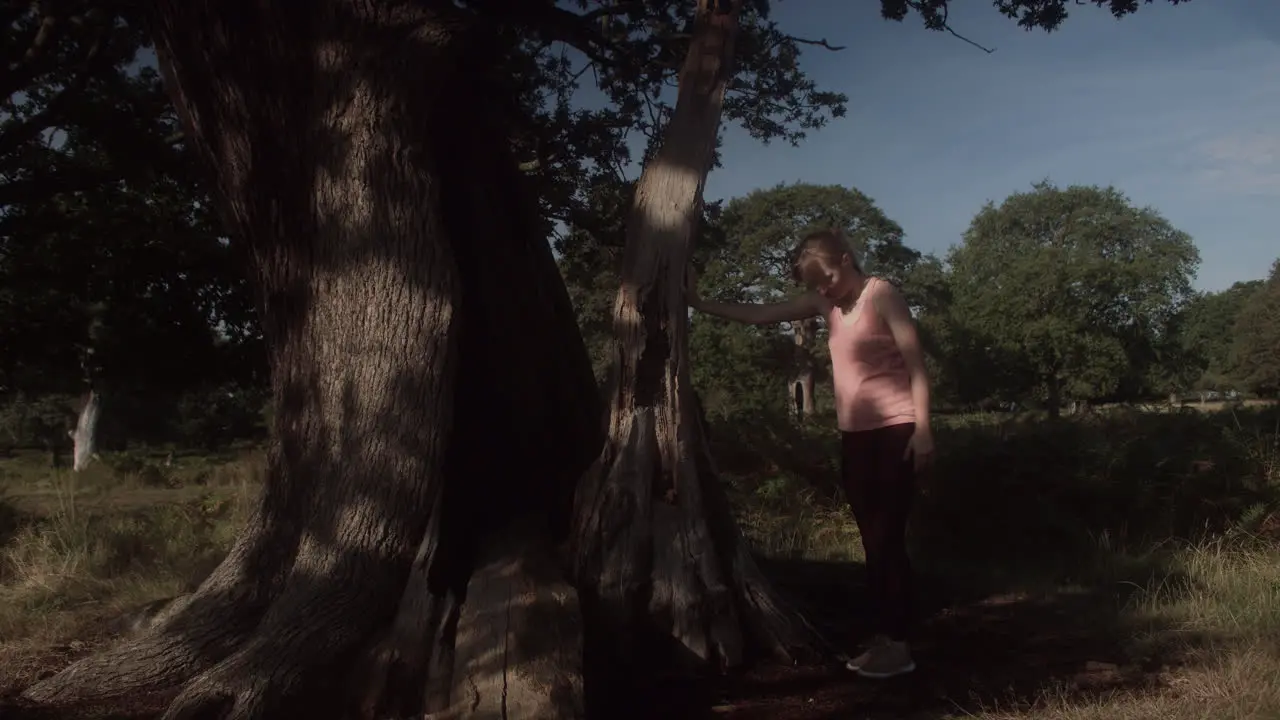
[687,228,935,678]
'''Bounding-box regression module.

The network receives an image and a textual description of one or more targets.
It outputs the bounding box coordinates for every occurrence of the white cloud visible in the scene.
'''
[1197,130,1280,197]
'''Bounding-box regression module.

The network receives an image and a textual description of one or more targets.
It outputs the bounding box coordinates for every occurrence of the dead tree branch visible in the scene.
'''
[787,35,846,52]
[908,0,996,53]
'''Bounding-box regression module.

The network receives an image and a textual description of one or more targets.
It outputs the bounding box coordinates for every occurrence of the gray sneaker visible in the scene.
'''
[844,635,889,672]
[853,639,916,679]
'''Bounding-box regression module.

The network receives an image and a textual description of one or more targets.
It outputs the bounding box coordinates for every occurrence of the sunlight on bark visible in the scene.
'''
[637,160,704,235]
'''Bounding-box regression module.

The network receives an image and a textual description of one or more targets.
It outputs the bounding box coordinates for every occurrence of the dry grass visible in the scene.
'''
[2,408,1279,718]
[723,403,1280,720]
[733,477,863,561]
[969,542,1280,720]
[0,449,261,693]
[736,488,1280,719]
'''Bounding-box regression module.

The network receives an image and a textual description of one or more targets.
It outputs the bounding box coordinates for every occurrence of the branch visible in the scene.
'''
[0,161,117,207]
[908,0,996,54]
[640,91,667,140]
[0,11,67,100]
[943,25,996,53]
[580,1,645,24]
[0,24,111,160]
[725,84,829,119]
[550,206,625,246]
[786,35,846,52]
[517,152,559,173]
[0,5,113,102]
[463,0,620,67]
[569,59,595,83]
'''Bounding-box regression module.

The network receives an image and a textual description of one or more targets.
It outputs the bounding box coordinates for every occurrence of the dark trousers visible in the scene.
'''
[840,422,917,642]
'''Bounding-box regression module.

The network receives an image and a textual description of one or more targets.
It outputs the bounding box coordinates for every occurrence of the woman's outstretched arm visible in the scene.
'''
[687,265,823,325]
[693,294,822,325]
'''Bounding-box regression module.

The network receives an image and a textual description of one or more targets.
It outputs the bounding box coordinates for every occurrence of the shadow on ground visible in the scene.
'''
[0,496,23,548]
[635,554,1208,720]
[0,688,176,720]
[0,554,1216,720]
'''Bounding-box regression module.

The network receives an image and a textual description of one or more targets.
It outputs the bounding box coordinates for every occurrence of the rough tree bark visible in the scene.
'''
[570,0,820,712]
[23,2,601,719]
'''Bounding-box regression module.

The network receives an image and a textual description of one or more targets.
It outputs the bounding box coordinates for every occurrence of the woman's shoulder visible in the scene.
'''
[868,276,903,297]
[866,276,906,312]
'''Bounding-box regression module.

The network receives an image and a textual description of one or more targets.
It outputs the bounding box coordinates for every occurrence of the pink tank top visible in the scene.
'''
[826,277,916,432]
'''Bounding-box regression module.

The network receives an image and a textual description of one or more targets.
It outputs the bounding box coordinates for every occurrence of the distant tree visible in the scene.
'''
[1229,260,1280,397]
[945,182,1199,417]
[1178,280,1265,392]
[903,254,978,409]
[692,182,918,417]
[708,183,918,293]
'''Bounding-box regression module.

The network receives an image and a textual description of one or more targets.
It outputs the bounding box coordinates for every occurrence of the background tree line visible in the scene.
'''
[5,125,1279,451]
[567,180,1279,424]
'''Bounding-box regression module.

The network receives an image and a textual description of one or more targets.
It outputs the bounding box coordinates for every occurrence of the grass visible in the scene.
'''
[0,448,258,693]
[0,405,1278,718]
[717,403,1280,719]
[971,541,1280,720]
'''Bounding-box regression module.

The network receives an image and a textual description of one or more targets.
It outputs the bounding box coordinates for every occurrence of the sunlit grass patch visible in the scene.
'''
[0,453,260,691]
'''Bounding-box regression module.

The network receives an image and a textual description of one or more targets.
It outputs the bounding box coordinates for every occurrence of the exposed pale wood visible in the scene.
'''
[572,3,821,706]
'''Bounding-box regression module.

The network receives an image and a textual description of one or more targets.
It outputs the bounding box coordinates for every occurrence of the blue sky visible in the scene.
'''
[700,0,1278,292]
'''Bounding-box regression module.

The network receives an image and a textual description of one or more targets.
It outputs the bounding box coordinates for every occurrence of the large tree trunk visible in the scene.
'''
[570,1,820,714]
[23,2,601,719]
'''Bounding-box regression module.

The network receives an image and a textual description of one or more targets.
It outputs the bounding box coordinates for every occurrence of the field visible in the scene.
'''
[2,404,1279,719]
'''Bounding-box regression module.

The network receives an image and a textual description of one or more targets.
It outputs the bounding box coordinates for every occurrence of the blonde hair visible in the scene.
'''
[791,228,863,283]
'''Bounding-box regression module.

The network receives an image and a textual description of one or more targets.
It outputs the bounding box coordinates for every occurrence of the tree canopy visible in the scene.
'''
[0,2,262,448]
[937,182,1200,414]
[1229,261,1280,396]
[701,182,917,300]
[1178,280,1264,391]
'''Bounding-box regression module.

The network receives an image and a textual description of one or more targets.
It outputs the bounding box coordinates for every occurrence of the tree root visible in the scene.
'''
[450,521,583,719]
[105,594,188,637]
[21,580,269,706]
[353,492,460,720]
[79,523,582,720]
[726,535,831,663]
[21,496,304,706]
[573,393,828,683]
[159,650,279,720]
[140,564,406,720]
[694,428,829,664]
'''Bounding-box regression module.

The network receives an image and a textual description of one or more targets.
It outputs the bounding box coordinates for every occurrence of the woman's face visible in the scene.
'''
[800,254,860,302]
